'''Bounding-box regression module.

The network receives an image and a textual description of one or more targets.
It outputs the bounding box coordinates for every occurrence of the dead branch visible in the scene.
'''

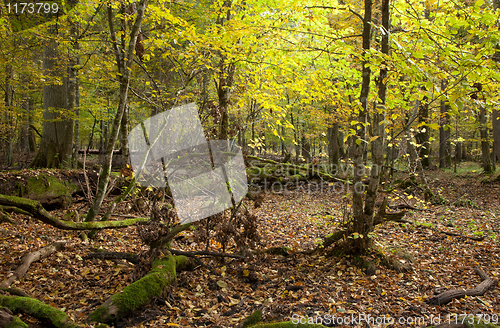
[169,249,246,259]
[0,194,149,230]
[0,241,67,289]
[84,251,140,264]
[373,198,408,226]
[426,268,497,306]
[438,229,485,241]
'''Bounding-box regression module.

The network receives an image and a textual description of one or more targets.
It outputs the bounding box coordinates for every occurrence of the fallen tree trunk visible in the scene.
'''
[0,294,80,328]
[0,241,66,289]
[426,268,497,306]
[0,307,28,328]
[88,253,194,324]
[0,194,148,230]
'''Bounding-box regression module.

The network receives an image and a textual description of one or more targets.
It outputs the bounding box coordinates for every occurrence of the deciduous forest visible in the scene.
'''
[0,0,499,327]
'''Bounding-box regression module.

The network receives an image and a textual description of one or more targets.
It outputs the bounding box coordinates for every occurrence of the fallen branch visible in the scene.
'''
[426,268,497,306]
[373,198,408,226]
[88,253,194,324]
[438,229,485,241]
[0,294,80,328]
[84,252,140,264]
[0,194,149,230]
[0,307,27,328]
[0,241,66,289]
[169,249,246,259]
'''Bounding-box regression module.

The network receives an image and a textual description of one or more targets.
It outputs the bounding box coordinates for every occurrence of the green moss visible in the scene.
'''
[90,255,189,323]
[5,315,28,328]
[26,174,77,208]
[0,295,78,328]
[88,304,109,323]
[241,310,262,327]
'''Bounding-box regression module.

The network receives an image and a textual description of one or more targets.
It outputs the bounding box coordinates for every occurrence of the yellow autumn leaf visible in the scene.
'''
[243,269,249,277]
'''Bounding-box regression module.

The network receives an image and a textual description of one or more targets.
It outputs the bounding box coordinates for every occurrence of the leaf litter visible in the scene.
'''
[0,169,499,327]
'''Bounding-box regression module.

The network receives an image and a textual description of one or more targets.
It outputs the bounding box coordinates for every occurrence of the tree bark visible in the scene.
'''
[327,123,340,173]
[439,82,451,168]
[85,0,149,224]
[492,108,500,169]
[216,0,235,140]
[347,0,373,254]
[365,0,389,217]
[479,102,493,173]
[31,27,74,169]
[3,65,14,167]
[415,95,430,168]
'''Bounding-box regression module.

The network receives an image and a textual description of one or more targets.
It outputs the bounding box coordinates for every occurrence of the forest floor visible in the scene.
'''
[0,163,499,327]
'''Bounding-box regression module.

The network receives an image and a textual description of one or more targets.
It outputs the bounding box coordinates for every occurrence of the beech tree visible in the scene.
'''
[31,25,74,168]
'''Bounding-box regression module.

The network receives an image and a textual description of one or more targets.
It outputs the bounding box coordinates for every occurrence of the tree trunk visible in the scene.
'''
[479,102,493,173]
[119,105,130,166]
[347,0,373,255]
[492,108,500,169]
[69,24,80,169]
[415,95,430,168]
[327,123,340,173]
[216,1,235,140]
[365,0,389,217]
[31,29,74,169]
[439,84,451,168]
[85,0,149,223]
[4,65,14,166]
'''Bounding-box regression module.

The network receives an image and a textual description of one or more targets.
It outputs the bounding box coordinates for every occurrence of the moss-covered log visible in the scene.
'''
[0,307,28,328]
[0,295,79,328]
[0,194,148,230]
[88,254,193,323]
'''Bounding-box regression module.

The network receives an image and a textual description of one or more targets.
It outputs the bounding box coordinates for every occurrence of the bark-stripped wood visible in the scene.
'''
[426,268,497,305]
[0,241,66,289]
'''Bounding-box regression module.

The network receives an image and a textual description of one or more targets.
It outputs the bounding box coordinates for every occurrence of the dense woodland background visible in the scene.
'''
[0,0,500,327]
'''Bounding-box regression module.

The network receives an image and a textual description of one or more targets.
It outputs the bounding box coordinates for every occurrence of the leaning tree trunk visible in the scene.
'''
[85,0,148,223]
[31,27,74,169]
